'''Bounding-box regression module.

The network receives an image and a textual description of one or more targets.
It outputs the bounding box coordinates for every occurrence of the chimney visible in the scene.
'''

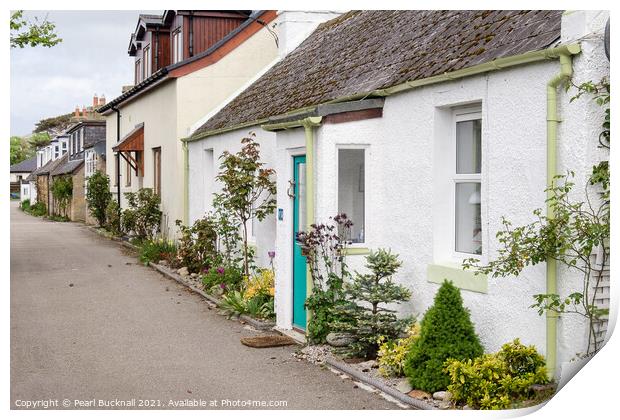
[93,93,99,107]
[82,106,88,118]
[276,11,342,58]
[98,95,106,106]
[74,106,80,118]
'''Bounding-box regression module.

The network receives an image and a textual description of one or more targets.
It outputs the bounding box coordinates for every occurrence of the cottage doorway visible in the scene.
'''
[292,155,307,330]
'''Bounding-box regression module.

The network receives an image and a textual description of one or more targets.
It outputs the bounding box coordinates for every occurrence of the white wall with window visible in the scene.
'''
[337,147,365,243]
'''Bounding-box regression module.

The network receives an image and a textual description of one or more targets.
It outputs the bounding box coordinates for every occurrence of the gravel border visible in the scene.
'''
[324,357,437,410]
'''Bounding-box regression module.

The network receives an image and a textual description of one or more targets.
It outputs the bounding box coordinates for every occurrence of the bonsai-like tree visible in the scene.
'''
[332,248,412,358]
[213,133,276,277]
[404,280,483,393]
[86,171,112,227]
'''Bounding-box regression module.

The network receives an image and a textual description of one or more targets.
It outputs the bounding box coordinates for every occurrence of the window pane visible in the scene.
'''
[455,182,481,254]
[338,149,365,243]
[297,163,306,232]
[456,119,481,174]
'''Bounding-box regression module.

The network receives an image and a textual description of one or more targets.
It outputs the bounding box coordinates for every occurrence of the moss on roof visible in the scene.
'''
[194,10,562,137]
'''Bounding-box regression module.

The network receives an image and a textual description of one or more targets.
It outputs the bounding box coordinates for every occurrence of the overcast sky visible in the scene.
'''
[10,10,159,136]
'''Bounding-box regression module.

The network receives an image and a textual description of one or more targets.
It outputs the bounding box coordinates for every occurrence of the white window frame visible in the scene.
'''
[143,44,152,78]
[336,144,368,247]
[451,107,482,260]
[172,28,183,64]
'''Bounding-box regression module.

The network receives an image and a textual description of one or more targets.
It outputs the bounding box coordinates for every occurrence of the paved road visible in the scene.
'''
[10,201,398,410]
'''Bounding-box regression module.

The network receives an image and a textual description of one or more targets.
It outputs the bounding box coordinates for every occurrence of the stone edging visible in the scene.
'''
[324,357,437,410]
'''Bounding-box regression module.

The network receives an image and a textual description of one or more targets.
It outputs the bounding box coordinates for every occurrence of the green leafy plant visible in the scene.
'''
[86,171,111,227]
[201,266,243,293]
[20,199,31,212]
[138,238,177,265]
[404,281,483,393]
[10,10,62,49]
[296,214,353,344]
[213,133,276,277]
[331,249,412,358]
[27,202,47,217]
[175,216,220,272]
[464,79,610,356]
[445,339,549,409]
[121,188,162,240]
[219,291,248,319]
[105,199,122,236]
[50,175,73,217]
[377,323,420,377]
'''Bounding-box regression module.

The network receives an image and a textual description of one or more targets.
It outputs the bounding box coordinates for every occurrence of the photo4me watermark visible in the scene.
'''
[14,398,288,409]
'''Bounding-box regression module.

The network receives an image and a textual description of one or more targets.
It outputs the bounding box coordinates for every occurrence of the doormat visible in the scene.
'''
[240,335,297,348]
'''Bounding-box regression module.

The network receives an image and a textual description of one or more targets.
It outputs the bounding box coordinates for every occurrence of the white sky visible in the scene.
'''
[10,10,159,136]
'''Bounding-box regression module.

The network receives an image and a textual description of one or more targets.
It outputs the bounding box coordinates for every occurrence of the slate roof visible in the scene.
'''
[51,155,84,176]
[10,156,37,173]
[193,10,562,136]
[32,156,65,176]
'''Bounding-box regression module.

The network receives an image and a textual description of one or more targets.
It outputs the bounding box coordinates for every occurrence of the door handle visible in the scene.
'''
[287,179,296,199]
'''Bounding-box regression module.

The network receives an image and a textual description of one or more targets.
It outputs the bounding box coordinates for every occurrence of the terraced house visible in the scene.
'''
[98,10,283,238]
[184,9,609,381]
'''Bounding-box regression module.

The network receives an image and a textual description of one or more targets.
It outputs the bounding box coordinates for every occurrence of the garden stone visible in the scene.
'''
[408,389,432,400]
[433,391,452,401]
[177,267,189,277]
[190,273,198,278]
[157,260,167,266]
[326,332,355,347]
[395,379,413,394]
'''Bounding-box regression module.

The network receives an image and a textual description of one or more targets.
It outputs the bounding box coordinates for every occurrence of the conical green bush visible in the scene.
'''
[403,280,483,393]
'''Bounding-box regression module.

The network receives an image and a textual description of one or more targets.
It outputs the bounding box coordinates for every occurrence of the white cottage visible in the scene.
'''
[184,10,609,379]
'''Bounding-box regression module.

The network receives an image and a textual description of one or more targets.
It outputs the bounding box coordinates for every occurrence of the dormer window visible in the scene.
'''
[172,28,182,63]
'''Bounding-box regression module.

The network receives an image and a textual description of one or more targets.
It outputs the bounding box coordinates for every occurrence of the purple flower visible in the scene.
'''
[216,267,225,275]
[220,283,227,290]
[268,251,276,259]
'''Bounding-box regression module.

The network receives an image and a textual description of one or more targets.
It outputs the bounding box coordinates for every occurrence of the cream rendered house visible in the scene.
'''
[185,10,610,381]
[98,10,279,237]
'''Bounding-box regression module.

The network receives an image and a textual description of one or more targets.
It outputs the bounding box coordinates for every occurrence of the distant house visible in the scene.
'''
[10,156,37,201]
[49,117,106,221]
[98,10,281,238]
[185,10,609,379]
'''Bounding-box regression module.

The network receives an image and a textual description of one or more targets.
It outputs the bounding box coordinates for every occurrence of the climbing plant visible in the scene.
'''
[51,175,73,217]
[86,171,112,227]
[464,79,610,356]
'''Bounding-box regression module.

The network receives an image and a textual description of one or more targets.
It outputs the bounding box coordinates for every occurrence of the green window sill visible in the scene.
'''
[342,247,370,256]
[427,262,488,294]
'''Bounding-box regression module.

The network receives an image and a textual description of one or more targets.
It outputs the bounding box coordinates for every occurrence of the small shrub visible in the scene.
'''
[404,280,483,393]
[377,323,420,377]
[121,188,161,240]
[243,269,275,301]
[86,171,111,226]
[445,339,549,409]
[20,199,31,211]
[48,214,69,222]
[331,249,412,358]
[175,216,219,271]
[28,202,47,217]
[201,266,243,293]
[138,238,177,265]
[105,199,122,236]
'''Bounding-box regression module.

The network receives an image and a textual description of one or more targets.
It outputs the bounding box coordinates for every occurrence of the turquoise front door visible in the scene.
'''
[292,155,307,330]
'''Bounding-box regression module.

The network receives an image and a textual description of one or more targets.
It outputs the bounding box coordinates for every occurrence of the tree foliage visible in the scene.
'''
[51,175,73,217]
[331,249,412,358]
[404,281,483,393]
[34,113,73,135]
[10,132,51,165]
[10,10,62,49]
[213,133,276,277]
[121,188,162,240]
[86,171,112,227]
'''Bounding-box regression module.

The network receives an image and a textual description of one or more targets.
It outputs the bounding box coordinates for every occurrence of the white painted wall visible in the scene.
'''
[187,126,278,269]
[276,10,342,58]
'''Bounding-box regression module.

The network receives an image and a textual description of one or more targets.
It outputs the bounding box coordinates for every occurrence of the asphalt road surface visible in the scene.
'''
[10,201,398,410]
